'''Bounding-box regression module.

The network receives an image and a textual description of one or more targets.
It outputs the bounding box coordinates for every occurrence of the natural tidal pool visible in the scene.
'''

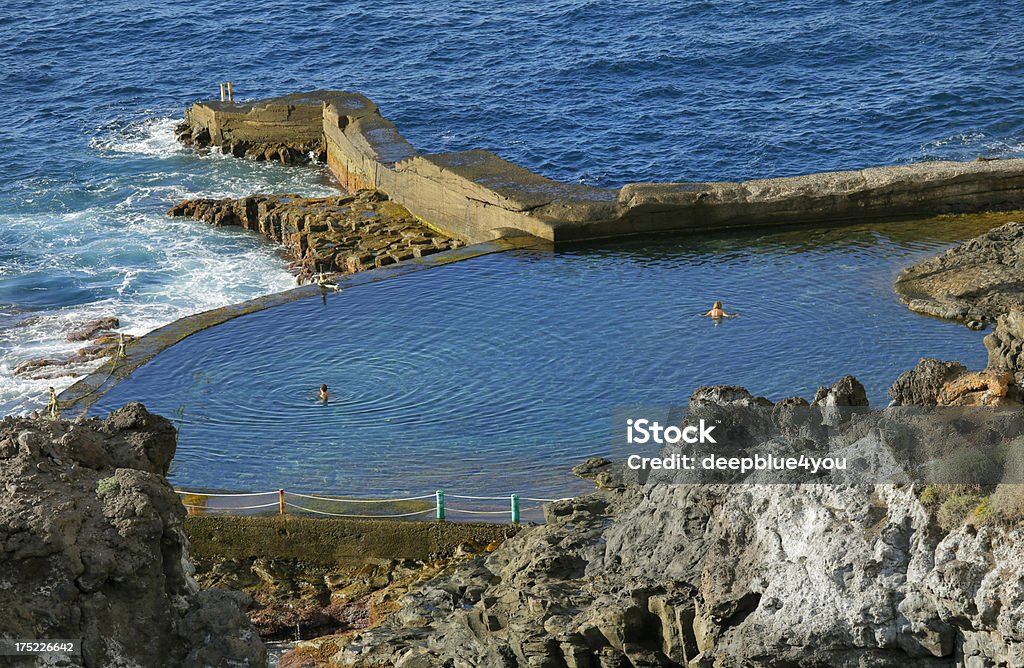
[89,218,999,505]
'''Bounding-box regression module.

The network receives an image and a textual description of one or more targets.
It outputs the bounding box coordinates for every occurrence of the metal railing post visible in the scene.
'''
[278,489,285,515]
[436,490,445,521]
[220,83,226,102]
[511,494,520,524]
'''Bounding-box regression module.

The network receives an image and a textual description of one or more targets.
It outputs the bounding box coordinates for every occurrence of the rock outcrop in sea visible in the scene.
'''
[0,403,265,667]
[167,190,460,280]
[13,316,135,382]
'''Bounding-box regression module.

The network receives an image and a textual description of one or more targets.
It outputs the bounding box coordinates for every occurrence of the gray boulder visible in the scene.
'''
[895,221,1024,324]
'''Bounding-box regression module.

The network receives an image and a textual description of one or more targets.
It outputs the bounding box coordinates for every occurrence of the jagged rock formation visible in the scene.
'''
[986,305,1024,384]
[896,221,1024,326]
[195,551,497,640]
[0,403,266,667]
[167,190,460,280]
[174,116,325,165]
[889,357,1021,407]
[283,379,1024,668]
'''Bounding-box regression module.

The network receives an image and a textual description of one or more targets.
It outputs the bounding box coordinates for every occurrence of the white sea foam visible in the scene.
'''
[1,115,339,414]
[91,116,186,157]
[918,131,1024,161]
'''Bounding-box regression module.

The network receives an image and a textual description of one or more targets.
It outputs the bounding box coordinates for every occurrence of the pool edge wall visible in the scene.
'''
[186,90,1024,244]
[184,515,522,565]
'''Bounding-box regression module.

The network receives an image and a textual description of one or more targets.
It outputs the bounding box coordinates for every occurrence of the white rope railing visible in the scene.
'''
[446,507,514,515]
[174,487,574,523]
[177,490,277,498]
[283,491,436,503]
[182,501,280,511]
[283,502,436,519]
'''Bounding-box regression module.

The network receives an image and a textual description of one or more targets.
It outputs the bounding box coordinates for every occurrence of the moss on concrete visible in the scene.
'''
[184,515,523,565]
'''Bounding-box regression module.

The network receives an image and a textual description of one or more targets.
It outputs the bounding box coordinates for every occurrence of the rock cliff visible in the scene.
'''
[0,403,265,667]
[288,379,1024,668]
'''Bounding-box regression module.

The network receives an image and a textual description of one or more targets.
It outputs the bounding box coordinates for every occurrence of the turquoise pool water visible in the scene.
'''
[90,220,993,503]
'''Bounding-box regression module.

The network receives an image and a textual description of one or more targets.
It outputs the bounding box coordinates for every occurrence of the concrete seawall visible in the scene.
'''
[184,515,520,565]
[182,90,1024,244]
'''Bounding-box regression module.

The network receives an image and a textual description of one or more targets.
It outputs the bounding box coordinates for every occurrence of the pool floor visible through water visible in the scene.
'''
[90,218,997,506]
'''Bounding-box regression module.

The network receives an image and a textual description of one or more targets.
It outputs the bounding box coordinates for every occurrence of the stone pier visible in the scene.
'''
[180,90,1024,244]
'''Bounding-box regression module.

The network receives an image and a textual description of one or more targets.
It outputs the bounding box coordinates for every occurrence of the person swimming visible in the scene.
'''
[703,300,738,318]
[319,384,329,402]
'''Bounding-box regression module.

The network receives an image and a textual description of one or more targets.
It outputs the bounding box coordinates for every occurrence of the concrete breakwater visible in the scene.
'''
[179,90,1024,244]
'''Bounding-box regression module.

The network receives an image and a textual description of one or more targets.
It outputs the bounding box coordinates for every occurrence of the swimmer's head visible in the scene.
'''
[320,384,328,392]
[713,300,723,309]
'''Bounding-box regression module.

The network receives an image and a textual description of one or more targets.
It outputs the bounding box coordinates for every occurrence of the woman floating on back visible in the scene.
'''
[704,300,739,319]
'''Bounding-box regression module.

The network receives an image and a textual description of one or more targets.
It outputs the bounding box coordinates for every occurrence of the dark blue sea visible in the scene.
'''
[2,0,1022,418]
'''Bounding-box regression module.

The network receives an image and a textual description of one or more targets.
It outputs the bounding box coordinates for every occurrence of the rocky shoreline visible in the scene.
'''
[896,221,1024,328]
[167,190,461,281]
[192,544,502,642]
[279,376,1024,667]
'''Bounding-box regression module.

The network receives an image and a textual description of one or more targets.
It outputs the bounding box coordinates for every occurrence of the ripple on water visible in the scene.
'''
[89,219,996,499]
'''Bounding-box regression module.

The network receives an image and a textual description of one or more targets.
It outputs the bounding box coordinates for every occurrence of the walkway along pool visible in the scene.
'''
[80,215,1004,509]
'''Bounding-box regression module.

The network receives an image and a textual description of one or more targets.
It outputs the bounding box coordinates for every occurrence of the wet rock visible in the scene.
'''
[896,221,1024,323]
[572,457,624,491]
[0,404,265,667]
[13,357,63,376]
[889,358,969,406]
[14,320,132,380]
[67,316,120,341]
[167,191,457,281]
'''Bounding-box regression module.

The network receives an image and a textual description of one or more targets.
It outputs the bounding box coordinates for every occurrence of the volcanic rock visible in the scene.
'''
[0,403,266,667]
[896,221,1024,324]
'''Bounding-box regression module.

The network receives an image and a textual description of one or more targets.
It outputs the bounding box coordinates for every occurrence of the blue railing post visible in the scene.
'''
[436,490,445,521]
[511,494,520,524]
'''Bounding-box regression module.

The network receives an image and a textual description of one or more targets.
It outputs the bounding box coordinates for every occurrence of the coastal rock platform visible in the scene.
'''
[168,190,461,280]
[896,221,1024,326]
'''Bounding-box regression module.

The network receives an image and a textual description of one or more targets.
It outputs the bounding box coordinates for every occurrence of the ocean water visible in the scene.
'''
[89,221,992,501]
[2,0,1023,413]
